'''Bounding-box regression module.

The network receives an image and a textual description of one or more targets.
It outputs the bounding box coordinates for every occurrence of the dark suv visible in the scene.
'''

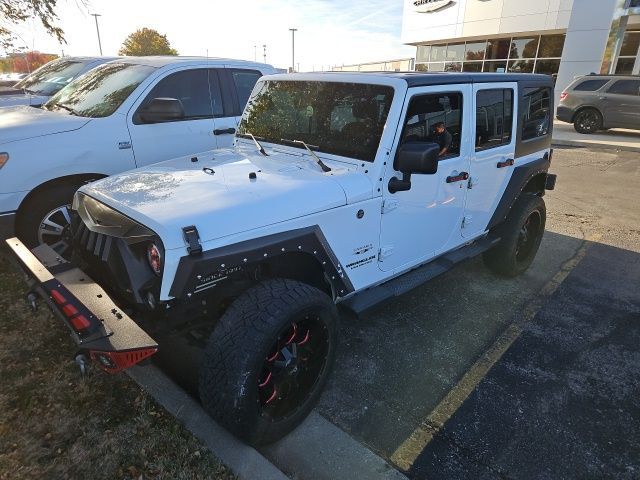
[556,74,640,134]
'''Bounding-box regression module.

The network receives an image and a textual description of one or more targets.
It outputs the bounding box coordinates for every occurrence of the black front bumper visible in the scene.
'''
[6,237,158,373]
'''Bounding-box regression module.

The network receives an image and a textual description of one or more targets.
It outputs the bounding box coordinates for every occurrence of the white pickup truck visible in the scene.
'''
[0,56,277,252]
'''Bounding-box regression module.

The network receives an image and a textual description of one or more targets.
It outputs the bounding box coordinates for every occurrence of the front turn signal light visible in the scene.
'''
[0,153,8,169]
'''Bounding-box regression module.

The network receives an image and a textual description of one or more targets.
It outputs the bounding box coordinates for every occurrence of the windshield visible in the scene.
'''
[237,80,395,162]
[15,59,89,96]
[45,62,156,118]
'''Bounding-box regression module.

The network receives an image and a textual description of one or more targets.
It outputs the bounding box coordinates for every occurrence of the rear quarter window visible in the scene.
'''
[573,79,609,91]
[521,87,551,141]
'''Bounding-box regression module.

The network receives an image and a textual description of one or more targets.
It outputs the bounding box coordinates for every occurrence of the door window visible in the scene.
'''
[400,92,463,159]
[230,69,263,111]
[521,87,551,140]
[607,80,640,96]
[138,69,222,122]
[574,79,609,91]
[475,89,513,151]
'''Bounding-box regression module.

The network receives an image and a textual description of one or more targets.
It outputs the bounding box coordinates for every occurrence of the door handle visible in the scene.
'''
[213,128,236,135]
[497,159,514,168]
[446,171,469,183]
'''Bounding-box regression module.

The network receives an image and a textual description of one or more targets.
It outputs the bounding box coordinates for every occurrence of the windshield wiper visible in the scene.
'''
[280,138,331,173]
[49,102,78,115]
[237,132,268,156]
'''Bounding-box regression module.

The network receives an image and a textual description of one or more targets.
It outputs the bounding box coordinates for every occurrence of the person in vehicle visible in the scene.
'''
[428,121,452,157]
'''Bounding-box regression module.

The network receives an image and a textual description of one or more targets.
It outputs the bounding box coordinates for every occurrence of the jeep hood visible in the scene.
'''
[82,149,369,250]
[0,105,91,145]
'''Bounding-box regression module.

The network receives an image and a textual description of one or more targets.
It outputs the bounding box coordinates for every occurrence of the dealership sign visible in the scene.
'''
[413,0,455,13]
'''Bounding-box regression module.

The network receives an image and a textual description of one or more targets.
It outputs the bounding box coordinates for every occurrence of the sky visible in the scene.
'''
[6,0,414,71]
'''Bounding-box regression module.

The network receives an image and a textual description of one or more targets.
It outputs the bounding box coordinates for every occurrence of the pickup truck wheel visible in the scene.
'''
[199,278,338,445]
[483,194,546,277]
[573,108,602,134]
[16,183,82,258]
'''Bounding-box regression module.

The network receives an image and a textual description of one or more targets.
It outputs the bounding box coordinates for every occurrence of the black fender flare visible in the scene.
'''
[169,225,354,299]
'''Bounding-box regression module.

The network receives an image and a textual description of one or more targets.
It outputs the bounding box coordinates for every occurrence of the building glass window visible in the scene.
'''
[431,44,448,62]
[414,34,566,76]
[475,89,513,151]
[615,58,636,74]
[416,45,431,63]
[508,59,534,73]
[510,37,539,59]
[538,35,565,57]
[535,59,561,75]
[486,38,511,60]
[619,32,640,56]
[484,61,507,72]
[465,41,486,61]
[462,62,483,72]
[446,43,466,62]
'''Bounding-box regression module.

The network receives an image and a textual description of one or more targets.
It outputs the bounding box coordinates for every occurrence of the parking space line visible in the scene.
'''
[390,233,601,471]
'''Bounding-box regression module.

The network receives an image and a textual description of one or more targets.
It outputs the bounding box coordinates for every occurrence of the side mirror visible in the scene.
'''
[388,142,440,193]
[139,97,185,124]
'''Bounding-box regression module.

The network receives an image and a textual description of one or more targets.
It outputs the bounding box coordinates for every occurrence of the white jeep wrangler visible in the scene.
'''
[7,72,556,445]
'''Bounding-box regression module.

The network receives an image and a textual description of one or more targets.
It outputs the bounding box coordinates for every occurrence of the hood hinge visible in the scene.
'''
[381,199,399,214]
[182,225,202,255]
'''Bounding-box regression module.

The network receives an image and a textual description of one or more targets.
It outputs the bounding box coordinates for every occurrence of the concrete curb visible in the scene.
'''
[552,139,640,153]
[127,365,289,480]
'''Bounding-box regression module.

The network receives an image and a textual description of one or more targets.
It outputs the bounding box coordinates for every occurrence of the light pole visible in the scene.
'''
[289,28,298,72]
[263,44,267,64]
[90,13,103,55]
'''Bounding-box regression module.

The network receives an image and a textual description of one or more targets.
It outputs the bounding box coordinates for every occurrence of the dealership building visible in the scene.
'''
[402,0,640,96]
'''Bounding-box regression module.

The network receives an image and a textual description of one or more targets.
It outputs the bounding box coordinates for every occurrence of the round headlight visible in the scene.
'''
[147,243,162,275]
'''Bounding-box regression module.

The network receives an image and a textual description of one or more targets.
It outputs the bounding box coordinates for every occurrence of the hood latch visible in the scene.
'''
[182,225,202,256]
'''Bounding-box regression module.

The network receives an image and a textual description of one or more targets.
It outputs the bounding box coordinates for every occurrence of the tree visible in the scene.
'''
[1,0,71,51]
[118,28,178,56]
[9,51,58,73]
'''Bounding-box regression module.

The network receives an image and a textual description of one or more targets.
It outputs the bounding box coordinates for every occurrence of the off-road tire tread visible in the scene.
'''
[199,278,337,445]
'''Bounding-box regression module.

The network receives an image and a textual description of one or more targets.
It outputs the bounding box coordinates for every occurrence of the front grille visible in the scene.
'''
[74,220,114,262]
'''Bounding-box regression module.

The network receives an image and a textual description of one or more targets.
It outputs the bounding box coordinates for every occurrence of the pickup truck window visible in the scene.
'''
[230,69,262,112]
[238,80,394,162]
[45,63,156,118]
[400,92,462,159]
[475,88,513,151]
[138,68,222,120]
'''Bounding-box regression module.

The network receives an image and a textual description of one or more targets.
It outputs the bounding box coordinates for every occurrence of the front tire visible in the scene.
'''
[199,278,338,445]
[483,194,546,277]
[16,182,84,257]
[573,108,602,134]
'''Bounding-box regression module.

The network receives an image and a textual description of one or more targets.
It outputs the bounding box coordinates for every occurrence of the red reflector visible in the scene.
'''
[559,91,568,101]
[50,289,66,305]
[89,348,158,374]
[62,304,78,317]
[70,315,91,331]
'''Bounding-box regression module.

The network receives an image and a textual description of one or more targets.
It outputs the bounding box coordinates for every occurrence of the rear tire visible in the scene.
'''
[483,194,546,277]
[199,278,338,445]
[573,108,602,134]
[16,182,83,257]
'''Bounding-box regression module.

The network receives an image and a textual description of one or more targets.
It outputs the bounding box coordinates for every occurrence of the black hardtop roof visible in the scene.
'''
[318,71,553,87]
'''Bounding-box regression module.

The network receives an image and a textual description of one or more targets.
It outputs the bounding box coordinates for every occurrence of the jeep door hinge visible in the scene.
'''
[378,245,394,261]
[381,199,399,214]
[462,215,473,229]
[182,225,202,255]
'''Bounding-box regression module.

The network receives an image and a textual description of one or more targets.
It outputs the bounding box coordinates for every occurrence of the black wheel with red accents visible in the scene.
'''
[199,278,338,445]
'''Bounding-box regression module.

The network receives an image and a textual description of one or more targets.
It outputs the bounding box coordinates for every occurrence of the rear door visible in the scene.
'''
[463,82,517,239]
[379,84,472,272]
[127,67,220,167]
[602,79,640,128]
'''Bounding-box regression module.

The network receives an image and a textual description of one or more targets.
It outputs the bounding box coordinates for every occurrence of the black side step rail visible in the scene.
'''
[342,235,500,314]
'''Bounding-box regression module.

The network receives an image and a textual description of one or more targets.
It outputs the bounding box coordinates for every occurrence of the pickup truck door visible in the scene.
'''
[126,67,220,167]
[218,68,265,147]
[462,82,518,239]
[379,84,472,273]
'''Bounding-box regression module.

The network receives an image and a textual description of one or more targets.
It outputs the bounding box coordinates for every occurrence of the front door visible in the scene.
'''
[462,83,517,239]
[379,84,472,272]
[127,67,221,167]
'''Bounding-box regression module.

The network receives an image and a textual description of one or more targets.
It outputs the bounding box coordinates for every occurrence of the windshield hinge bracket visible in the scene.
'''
[182,225,202,256]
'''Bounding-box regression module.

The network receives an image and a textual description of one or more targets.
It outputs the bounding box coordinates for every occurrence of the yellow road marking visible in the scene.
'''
[390,233,601,471]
